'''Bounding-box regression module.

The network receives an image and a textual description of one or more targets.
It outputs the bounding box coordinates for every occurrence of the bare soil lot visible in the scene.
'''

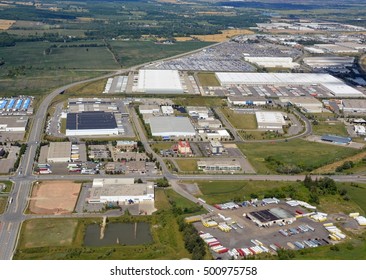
[28,181,81,215]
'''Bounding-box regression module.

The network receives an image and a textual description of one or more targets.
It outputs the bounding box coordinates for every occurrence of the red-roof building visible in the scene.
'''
[178,140,192,154]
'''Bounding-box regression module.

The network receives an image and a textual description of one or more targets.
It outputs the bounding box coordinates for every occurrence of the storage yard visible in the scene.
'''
[190,199,352,259]
[28,181,81,215]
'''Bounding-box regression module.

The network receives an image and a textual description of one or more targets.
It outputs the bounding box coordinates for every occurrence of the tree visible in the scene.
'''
[156,177,169,188]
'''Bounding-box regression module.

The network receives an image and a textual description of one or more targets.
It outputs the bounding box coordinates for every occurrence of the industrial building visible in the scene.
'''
[47,142,71,163]
[197,160,241,172]
[116,141,137,151]
[139,105,161,115]
[247,207,295,227]
[342,99,366,115]
[321,135,352,144]
[161,105,174,115]
[244,57,299,69]
[197,119,222,129]
[68,98,118,113]
[255,111,285,130]
[136,69,184,94]
[201,129,231,141]
[227,96,268,106]
[354,125,366,136]
[149,116,196,139]
[210,140,224,155]
[303,56,354,69]
[88,178,154,204]
[66,111,119,136]
[0,116,28,132]
[280,96,323,113]
[103,76,128,93]
[186,106,209,119]
[314,44,359,54]
[215,72,364,97]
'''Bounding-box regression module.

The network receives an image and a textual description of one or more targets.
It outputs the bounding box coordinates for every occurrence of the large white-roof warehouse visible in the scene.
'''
[136,69,184,94]
[215,72,364,97]
[150,116,196,138]
[255,111,285,130]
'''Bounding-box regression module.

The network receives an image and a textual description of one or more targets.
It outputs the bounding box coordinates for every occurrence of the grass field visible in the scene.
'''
[65,78,107,96]
[174,159,199,172]
[346,184,366,214]
[109,40,211,68]
[0,19,15,30]
[194,180,307,204]
[313,151,366,174]
[238,139,360,174]
[221,108,257,129]
[0,181,12,214]
[312,122,348,137]
[14,188,204,260]
[151,142,175,152]
[197,72,220,86]
[174,96,224,107]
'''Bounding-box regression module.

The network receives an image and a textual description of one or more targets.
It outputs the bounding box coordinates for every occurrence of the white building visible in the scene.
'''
[47,142,71,163]
[88,178,154,204]
[186,106,209,119]
[136,69,184,94]
[227,96,267,106]
[303,56,354,68]
[197,160,241,172]
[149,116,196,138]
[215,72,364,98]
[255,111,285,130]
[244,57,299,69]
[342,99,366,114]
[354,125,366,136]
[139,105,160,115]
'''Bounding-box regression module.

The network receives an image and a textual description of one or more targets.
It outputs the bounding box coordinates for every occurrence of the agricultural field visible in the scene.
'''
[221,108,257,129]
[28,181,81,215]
[238,139,360,174]
[108,40,211,67]
[0,19,15,30]
[197,72,220,87]
[15,189,204,260]
[192,29,254,42]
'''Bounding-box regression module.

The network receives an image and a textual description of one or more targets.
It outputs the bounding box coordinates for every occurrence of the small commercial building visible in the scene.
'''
[88,178,154,203]
[247,207,295,227]
[197,119,222,129]
[139,105,160,115]
[149,116,196,139]
[178,140,192,154]
[197,160,241,172]
[210,140,224,155]
[0,116,28,132]
[342,99,366,115]
[47,142,71,163]
[227,96,267,106]
[136,69,184,94]
[186,106,209,119]
[255,111,285,130]
[321,134,352,144]
[66,111,119,136]
[280,96,323,113]
[116,141,137,151]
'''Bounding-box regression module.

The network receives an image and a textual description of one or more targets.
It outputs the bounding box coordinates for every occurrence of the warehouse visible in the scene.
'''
[47,142,71,163]
[136,69,184,94]
[66,111,119,136]
[186,106,209,119]
[227,96,267,106]
[215,72,364,97]
[197,160,241,172]
[342,99,366,114]
[149,116,196,138]
[255,111,285,130]
[88,178,154,204]
[247,207,295,227]
[161,105,174,115]
[210,140,224,155]
[0,116,28,132]
[321,135,352,145]
[280,96,323,113]
[68,98,118,113]
[314,44,359,53]
[303,56,354,69]
[244,57,299,69]
[197,119,222,129]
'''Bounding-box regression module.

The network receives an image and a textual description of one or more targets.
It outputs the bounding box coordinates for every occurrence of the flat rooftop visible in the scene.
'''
[137,69,184,94]
[342,99,366,109]
[249,207,294,223]
[66,111,117,130]
[47,142,71,159]
[255,111,285,125]
[89,183,154,198]
[150,117,196,136]
[0,116,28,128]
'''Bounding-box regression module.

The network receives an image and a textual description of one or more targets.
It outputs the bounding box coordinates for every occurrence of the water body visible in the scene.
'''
[84,222,153,247]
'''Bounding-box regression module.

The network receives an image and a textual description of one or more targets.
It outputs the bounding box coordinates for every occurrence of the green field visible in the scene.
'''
[197,72,220,86]
[174,159,199,172]
[174,96,224,107]
[312,122,348,137]
[238,139,360,174]
[0,181,13,214]
[151,142,175,153]
[109,40,212,67]
[346,184,366,214]
[14,189,204,260]
[221,108,257,129]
